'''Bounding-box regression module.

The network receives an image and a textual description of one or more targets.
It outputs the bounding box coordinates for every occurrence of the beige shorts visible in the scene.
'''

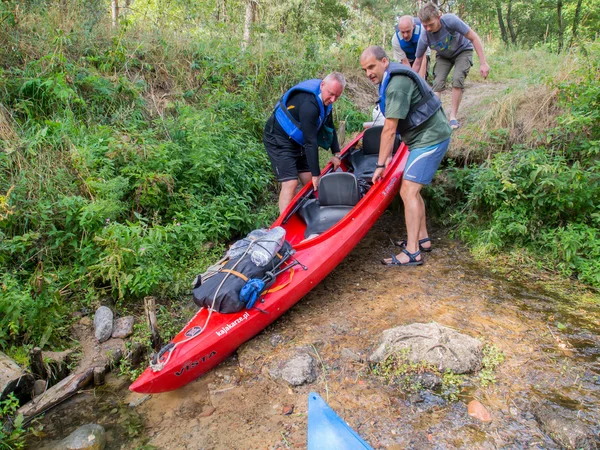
[432,50,473,92]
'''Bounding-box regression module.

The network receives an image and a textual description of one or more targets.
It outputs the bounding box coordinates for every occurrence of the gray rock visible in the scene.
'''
[369,322,483,374]
[33,379,47,397]
[341,348,363,362]
[56,424,106,450]
[269,334,284,347]
[534,401,599,449]
[93,306,113,343]
[273,353,317,386]
[111,316,135,339]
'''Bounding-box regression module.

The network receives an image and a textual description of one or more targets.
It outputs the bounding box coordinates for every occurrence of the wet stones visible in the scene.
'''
[534,401,599,449]
[94,306,113,343]
[369,322,483,374]
[467,400,492,422]
[55,423,106,450]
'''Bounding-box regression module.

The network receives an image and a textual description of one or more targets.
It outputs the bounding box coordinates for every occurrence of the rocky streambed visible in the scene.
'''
[30,212,600,449]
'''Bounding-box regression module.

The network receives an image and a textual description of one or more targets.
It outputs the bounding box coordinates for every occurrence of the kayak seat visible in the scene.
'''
[299,172,360,238]
[348,125,401,182]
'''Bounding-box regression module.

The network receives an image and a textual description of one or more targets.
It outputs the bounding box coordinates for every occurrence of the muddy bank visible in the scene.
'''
[31,211,600,449]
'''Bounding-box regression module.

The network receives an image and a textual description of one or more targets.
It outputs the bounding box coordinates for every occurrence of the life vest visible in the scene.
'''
[274,79,332,146]
[378,62,441,134]
[395,18,423,61]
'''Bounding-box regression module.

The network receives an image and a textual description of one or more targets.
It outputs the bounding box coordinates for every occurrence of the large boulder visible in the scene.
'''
[369,322,483,374]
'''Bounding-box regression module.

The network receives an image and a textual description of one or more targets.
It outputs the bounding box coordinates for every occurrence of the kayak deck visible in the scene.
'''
[130,127,408,393]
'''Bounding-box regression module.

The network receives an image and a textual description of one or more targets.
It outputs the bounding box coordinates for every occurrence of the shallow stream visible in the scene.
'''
[32,212,600,449]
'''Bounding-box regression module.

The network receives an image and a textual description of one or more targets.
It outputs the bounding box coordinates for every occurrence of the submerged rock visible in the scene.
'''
[468,400,492,422]
[534,401,599,449]
[56,423,106,450]
[369,322,483,374]
[93,307,113,343]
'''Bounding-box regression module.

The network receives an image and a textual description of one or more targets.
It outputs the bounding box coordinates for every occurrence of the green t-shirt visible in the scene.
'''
[384,75,452,149]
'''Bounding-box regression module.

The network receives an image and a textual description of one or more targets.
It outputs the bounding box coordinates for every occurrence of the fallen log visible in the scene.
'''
[0,351,34,403]
[17,367,93,421]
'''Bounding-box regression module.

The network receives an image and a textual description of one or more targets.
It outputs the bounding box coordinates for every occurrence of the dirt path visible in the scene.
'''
[32,81,600,449]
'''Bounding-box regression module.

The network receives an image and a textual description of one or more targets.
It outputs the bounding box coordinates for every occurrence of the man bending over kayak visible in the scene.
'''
[360,46,451,266]
[263,73,346,213]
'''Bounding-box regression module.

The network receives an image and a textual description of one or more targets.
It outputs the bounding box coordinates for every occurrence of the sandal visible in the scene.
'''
[393,237,432,253]
[381,248,423,266]
[449,119,460,129]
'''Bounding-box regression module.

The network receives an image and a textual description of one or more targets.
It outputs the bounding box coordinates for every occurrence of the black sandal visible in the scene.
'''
[393,237,432,252]
[381,248,423,266]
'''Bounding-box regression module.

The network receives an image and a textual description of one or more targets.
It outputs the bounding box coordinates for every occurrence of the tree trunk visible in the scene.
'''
[506,0,517,44]
[496,2,509,46]
[111,0,119,28]
[569,0,583,46]
[242,0,256,50]
[1,351,34,404]
[557,0,564,52]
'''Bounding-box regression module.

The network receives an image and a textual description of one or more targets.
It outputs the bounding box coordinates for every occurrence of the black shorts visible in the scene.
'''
[263,117,310,182]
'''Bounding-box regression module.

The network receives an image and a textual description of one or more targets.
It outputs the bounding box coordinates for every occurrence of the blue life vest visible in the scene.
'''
[274,79,332,146]
[395,18,422,61]
[378,63,441,134]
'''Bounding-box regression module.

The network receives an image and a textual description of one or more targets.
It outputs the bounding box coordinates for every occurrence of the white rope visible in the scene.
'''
[149,237,281,372]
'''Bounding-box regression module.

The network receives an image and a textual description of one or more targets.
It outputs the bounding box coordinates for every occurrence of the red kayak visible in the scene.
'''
[130,126,408,393]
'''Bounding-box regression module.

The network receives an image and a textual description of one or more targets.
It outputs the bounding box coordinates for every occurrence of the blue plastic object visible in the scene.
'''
[308,392,373,450]
[239,278,265,309]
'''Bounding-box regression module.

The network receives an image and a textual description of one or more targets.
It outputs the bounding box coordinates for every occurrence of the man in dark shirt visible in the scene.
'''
[264,72,346,213]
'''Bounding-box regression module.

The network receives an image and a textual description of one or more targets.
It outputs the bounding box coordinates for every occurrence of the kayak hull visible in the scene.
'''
[130,132,408,393]
[308,392,373,450]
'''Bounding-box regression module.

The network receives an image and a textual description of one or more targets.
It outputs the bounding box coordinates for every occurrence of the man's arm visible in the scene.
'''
[417,58,427,79]
[412,55,425,75]
[392,34,411,67]
[372,117,399,183]
[465,29,490,78]
[412,38,428,73]
[298,100,322,189]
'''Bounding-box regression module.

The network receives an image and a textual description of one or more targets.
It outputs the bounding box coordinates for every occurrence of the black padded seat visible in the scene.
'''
[348,126,401,182]
[298,172,360,238]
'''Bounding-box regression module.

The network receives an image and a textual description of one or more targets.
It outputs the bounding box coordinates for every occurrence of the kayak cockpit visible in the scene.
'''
[299,172,360,238]
[279,125,401,245]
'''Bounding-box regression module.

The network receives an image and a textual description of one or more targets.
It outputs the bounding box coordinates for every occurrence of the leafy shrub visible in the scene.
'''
[443,46,600,288]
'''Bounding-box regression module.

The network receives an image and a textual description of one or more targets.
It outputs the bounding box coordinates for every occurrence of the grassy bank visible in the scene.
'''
[0,4,369,354]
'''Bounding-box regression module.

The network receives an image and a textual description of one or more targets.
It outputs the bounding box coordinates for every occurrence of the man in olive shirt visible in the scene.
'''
[360,46,451,266]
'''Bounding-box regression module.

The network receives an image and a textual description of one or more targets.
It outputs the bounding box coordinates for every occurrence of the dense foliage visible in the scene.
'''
[0,0,598,356]
[0,1,368,351]
[441,44,600,286]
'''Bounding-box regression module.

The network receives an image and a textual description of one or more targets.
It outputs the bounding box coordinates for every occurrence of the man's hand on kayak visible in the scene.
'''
[329,154,341,170]
[372,166,384,184]
[312,176,320,191]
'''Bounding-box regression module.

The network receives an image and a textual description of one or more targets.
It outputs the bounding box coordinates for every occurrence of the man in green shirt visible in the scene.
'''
[360,45,452,266]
